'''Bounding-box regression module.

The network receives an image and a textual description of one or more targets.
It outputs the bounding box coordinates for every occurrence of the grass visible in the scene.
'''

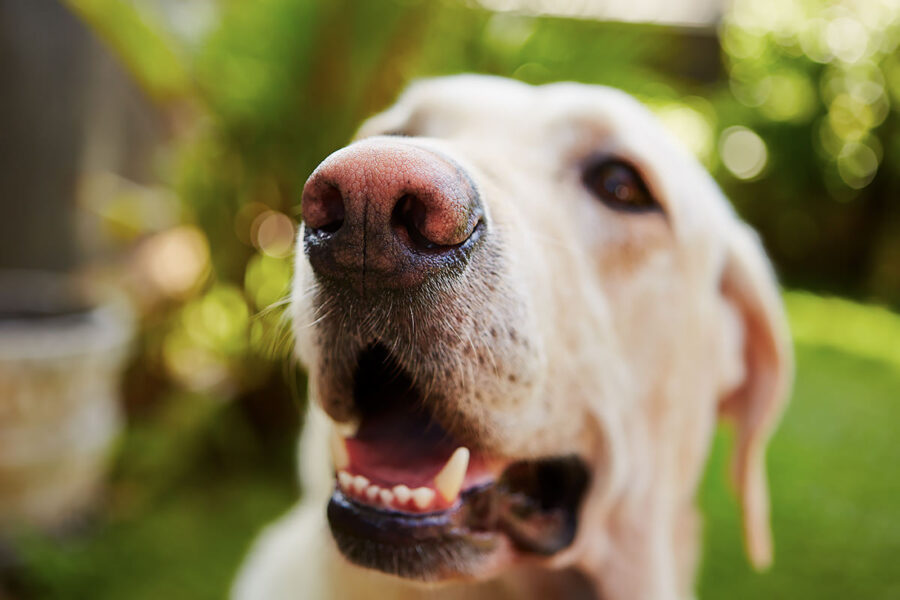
[11,475,294,600]
[699,343,900,599]
[6,293,900,599]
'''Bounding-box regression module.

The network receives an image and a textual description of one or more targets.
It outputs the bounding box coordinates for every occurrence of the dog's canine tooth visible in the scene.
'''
[411,487,436,510]
[434,446,470,502]
[352,475,370,495]
[378,489,394,506]
[365,485,381,502]
[334,419,360,438]
[330,429,350,470]
[392,485,412,505]
[337,470,353,492]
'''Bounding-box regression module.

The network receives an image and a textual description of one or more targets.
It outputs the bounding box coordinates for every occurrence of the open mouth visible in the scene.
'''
[327,343,590,580]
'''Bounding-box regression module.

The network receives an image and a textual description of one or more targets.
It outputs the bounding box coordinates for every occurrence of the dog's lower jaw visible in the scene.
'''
[321,534,601,600]
[231,498,698,600]
[231,410,697,600]
[336,564,600,600]
[315,519,694,600]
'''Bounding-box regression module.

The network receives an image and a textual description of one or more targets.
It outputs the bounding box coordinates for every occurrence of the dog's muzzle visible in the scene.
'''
[321,343,590,580]
[298,139,590,581]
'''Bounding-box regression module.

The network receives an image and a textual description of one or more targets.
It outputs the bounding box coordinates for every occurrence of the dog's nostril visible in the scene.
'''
[306,184,345,234]
[302,142,486,288]
[392,194,441,251]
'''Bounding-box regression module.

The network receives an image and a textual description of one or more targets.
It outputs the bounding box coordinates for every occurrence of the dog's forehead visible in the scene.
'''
[391,75,656,140]
[360,75,735,235]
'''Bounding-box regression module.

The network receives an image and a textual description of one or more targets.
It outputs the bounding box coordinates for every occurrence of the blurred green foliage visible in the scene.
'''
[64,0,900,414]
[719,0,900,301]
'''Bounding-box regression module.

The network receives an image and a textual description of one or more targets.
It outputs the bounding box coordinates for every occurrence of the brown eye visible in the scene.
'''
[582,159,659,213]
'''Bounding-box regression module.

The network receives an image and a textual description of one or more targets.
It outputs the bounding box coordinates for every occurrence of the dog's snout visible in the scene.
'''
[301,140,484,289]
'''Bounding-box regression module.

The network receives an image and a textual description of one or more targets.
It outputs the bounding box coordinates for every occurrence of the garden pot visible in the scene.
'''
[0,271,132,532]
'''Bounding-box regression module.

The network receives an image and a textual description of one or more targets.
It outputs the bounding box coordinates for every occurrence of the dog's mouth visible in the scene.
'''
[326,343,590,580]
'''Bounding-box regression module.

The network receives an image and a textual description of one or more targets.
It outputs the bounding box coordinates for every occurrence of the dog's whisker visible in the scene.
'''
[304,306,336,329]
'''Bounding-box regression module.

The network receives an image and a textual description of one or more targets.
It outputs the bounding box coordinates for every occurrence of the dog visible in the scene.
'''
[233,75,792,600]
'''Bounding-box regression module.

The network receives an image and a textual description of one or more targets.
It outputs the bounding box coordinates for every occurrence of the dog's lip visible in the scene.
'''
[328,482,497,539]
[327,485,503,581]
[328,455,590,566]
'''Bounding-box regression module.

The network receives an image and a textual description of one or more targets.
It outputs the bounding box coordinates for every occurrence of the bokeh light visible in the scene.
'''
[163,284,249,393]
[654,100,716,165]
[135,225,210,298]
[722,0,900,247]
[719,126,768,179]
[758,71,818,122]
[837,140,880,188]
[251,210,295,258]
[245,253,292,310]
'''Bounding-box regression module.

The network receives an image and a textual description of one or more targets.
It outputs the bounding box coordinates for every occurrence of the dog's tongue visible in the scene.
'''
[343,405,500,495]
[346,408,457,488]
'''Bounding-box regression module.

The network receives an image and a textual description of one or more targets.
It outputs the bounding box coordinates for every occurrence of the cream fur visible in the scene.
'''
[233,75,792,600]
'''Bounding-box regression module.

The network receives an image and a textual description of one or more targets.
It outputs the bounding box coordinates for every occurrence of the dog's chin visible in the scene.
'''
[321,342,590,582]
[326,488,504,581]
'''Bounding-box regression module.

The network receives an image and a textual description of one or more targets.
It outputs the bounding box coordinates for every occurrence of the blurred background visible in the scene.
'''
[0,0,898,598]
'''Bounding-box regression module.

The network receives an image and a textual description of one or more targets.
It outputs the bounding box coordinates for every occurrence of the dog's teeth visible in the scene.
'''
[330,429,350,470]
[337,470,353,492]
[411,487,436,510]
[434,446,470,502]
[392,485,411,505]
[352,475,369,495]
[365,485,381,502]
[335,419,360,438]
[379,489,394,505]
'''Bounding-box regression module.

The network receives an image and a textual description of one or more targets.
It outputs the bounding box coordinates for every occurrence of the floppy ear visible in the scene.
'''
[718,222,793,570]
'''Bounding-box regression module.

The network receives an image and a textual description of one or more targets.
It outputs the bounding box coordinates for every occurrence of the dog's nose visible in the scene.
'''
[301,139,484,289]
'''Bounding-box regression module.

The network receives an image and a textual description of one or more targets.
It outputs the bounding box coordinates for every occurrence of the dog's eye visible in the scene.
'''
[582,160,658,213]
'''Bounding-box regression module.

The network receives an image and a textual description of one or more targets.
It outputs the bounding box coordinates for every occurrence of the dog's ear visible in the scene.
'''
[718,222,793,570]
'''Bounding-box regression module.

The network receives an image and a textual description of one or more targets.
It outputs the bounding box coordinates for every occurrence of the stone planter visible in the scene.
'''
[0,271,132,532]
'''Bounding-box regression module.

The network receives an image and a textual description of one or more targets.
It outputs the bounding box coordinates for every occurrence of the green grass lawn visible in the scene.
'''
[11,475,294,600]
[6,293,900,599]
[699,343,900,599]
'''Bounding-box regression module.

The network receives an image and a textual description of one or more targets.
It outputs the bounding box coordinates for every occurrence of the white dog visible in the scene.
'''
[234,75,792,600]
